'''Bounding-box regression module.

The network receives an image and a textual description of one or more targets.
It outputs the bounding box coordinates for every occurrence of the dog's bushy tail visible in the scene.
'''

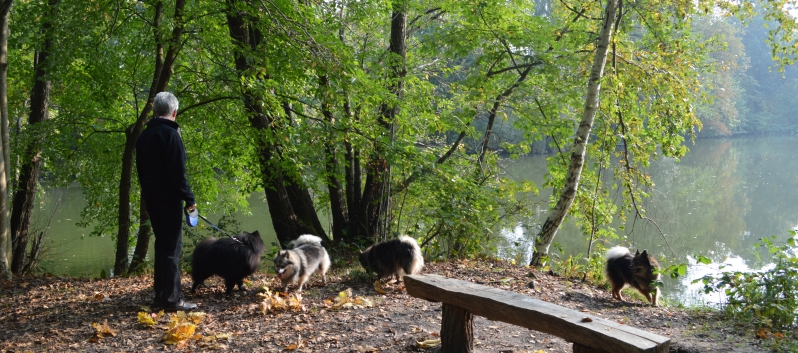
[399,235,424,275]
[605,246,630,261]
[289,234,323,248]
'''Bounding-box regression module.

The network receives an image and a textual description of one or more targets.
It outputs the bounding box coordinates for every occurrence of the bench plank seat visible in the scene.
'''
[405,274,670,353]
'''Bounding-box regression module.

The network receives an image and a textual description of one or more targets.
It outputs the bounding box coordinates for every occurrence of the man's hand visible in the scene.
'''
[186,204,196,212]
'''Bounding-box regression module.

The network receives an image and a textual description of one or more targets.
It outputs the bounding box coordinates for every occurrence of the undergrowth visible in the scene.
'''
[695,231,798,352]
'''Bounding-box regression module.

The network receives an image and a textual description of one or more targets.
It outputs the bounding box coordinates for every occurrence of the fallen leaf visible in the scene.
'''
[91,320,117,338]
[137,312,156,326]
[354,344,379,352]
[373,280,387,294]
[416,338,441,349]
[163,311,206,345]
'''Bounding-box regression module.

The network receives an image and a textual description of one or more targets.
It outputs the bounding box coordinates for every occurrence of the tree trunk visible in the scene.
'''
[128,198,151,273]
[0,0,12,279]
[477,66,534,167]
[530,0,619,266]
[225,0,326,247]
[343,139,362,242]
[319,75,349,241]
[115,0,185,276]
[10,0,57,275]
[342,95,363,243]
[360,4,406,241]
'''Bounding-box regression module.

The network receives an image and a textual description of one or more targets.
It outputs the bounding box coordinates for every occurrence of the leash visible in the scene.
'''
[197,213,241,243]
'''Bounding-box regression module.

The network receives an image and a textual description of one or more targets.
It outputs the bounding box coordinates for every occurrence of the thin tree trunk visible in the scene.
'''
[344,138,363,241]
[530,0,619,266]
[361,5,406,240]
[0,0,12,279]
[10,0,57,275]
[129,198,151,273]
[115,0,185,276]
[320,76,348,240]
[477,66,534,167]
[281,103,327,238]
[343,93,363,242]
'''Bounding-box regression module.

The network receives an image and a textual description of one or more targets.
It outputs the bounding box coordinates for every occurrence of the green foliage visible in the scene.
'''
[393,150,536,259]
[8,0,798,273]
[694,232,798,334]
[552,250,606,286]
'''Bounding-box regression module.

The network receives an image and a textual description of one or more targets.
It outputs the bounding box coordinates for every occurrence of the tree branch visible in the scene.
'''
[176,96,238,116]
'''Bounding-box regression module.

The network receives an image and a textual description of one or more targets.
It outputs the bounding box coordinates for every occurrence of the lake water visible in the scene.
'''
[35,188,276,278]
[31,135,798,305]
[498,135,798,305]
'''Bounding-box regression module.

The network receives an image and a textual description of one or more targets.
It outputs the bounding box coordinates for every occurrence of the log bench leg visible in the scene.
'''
[441,303,474,353]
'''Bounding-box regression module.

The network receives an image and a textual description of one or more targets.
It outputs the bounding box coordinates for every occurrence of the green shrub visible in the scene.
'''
[695,232,798,333]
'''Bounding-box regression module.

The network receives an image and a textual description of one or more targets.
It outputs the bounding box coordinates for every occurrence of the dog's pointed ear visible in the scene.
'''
[279,250,287,256]
[641,249,648,256]
[635,249,641,256]
[252,230,260,236]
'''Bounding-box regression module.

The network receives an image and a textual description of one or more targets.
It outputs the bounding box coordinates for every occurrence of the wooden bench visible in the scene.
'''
[404,274,670,353]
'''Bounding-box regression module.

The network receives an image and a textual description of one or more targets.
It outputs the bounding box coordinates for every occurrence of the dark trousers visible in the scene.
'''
[144,198,184,306]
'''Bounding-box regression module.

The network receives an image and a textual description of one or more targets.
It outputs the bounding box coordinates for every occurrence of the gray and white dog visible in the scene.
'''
[273,234,331,292]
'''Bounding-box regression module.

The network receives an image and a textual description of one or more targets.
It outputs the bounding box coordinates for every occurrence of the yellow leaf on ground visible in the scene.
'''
[91,319,118,338]
[163,322,197,345]
[373,280,387,294]
[257,288,304,315]
[332,288,374,310]
[137,312,156,326]
[188,311,206,324]
[162,311,206,345]
[416,339,441,349]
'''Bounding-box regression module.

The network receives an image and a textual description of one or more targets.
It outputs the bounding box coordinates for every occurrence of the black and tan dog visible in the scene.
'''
[605,246,660,306]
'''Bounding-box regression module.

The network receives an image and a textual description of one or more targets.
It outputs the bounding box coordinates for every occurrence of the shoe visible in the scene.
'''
[161,300,198,312]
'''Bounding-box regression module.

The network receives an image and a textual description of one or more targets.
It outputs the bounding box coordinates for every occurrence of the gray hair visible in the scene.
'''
[153,91,179,117]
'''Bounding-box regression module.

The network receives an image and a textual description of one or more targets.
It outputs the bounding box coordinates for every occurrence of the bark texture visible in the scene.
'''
[359,5,406,241]
[440,303,474,353]
[0,0,12,279]
[530,0,619,266]
[115,0,185,276]
[10,0,57,275]
[225,0,326,247]
[128,199,151,273]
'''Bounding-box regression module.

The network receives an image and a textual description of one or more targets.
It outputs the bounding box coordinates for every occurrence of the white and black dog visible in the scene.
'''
[273,234,331,292]
[359,235,424,283]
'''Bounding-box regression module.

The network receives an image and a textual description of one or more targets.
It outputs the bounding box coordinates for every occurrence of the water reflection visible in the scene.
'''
[36,188,275,277]
[498,135,798,304]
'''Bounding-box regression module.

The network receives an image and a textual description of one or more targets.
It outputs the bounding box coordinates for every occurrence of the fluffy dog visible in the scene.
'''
[359,235,424,283]
[605,246,661,306]
[273,234,330,292]
[191,230,265,294]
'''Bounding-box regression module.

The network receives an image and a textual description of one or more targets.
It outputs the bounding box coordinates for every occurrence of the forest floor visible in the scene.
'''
[0,258,782,353]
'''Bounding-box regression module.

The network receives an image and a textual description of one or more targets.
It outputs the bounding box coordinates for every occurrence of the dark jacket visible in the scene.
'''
[136,118,195,206]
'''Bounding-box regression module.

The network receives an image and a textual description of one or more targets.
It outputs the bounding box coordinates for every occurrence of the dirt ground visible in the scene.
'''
[0,258,776,352]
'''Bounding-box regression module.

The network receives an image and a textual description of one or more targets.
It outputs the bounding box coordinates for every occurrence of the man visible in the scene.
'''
[136,91,197,311]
